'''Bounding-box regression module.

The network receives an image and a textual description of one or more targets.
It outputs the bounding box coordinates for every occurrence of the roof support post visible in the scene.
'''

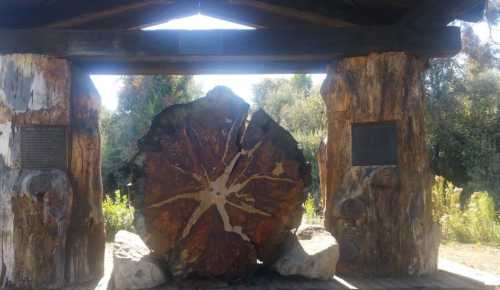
[0,54,105,288]
[321,52,439,276]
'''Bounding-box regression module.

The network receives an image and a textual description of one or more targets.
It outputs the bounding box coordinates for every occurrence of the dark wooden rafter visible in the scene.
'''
[42,0,176,29]
[226,0,354,27]
[71,2,198,30]
[0,27,461,74]
[38,0,355,30]
[0,0,487,30]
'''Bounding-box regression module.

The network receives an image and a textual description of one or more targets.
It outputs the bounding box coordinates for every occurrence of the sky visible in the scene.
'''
[90,14,326,110]
[91,14,498,111]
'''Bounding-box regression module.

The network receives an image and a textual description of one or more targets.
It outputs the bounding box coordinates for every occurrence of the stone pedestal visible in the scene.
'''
[0,54,104,288]
[321,53,439,276]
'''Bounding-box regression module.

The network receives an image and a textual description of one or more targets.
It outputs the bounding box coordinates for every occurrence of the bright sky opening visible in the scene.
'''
[91,14,326,110]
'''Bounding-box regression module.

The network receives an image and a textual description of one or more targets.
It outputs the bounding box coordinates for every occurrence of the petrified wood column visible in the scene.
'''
[131,87,309,279]
[0,55,104,288]
[316,137,327,211]
[66,67,105,284]
[321,53,439,276]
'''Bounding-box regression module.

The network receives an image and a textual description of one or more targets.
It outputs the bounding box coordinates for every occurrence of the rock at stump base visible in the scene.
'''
[109,231,167,290]
[272,225,339,280]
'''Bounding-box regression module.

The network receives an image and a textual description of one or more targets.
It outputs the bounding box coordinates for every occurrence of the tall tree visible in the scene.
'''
[101,75,201,193]
[425,39,500,203]
[253,75,326,206]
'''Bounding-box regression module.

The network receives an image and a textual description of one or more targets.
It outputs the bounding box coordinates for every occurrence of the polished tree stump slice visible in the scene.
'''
[131,86,310,279]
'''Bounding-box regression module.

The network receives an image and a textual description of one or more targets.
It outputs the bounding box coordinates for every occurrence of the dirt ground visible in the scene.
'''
[439,241,500,276]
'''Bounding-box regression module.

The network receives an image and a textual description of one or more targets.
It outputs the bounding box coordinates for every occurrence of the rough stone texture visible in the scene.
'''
[131,87,310,280]
[321,52,439,276]
[109,231,167,290]
[0,54,104,288]
[273,225,339,280]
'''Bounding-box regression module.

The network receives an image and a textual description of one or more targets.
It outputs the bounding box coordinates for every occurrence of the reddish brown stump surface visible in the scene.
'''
[131,87,310,279]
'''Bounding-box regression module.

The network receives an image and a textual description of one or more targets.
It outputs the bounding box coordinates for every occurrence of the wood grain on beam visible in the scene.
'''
[227,0,354,27]
[73,2,196,30]
[75,60,329,74]
[42,0,174,29]
[0,27,461,74]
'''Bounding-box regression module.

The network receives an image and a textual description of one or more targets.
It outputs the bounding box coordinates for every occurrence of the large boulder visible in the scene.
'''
[272,225,339,280]
[130,87,310,279]
[109,231,167,290]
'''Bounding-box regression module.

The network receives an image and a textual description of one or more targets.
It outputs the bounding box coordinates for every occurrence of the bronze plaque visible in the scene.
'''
[21,125,67,170]
[352,122,397,166]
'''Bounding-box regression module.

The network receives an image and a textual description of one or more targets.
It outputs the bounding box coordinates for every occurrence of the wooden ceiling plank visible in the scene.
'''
[42,0,175,29]
[73,2,197,30]
[200,2,318,28]
[226,0,354,27]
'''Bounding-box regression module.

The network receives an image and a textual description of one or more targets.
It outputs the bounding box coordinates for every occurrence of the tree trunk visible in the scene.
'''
[0,54,72,289]
[321,53,439,276]
[0,55,104,288]
[131,87,310,280]
[66,67,105,284]
[316,137,327,211]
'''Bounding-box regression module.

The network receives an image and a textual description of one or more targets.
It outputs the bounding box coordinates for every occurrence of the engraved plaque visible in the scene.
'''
[21,125,67,170]
[352,122,397,166]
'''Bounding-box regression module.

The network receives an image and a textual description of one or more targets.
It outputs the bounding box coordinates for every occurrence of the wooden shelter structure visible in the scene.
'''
[0,0,491,289]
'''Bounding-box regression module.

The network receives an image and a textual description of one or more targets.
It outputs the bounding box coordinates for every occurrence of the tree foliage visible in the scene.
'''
[425,21,500,203]
[101,75,201,193]
[253,75,326,205]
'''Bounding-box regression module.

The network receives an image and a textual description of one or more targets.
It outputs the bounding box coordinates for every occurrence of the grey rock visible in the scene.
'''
[272,225,339,280]
[109,231,167,290]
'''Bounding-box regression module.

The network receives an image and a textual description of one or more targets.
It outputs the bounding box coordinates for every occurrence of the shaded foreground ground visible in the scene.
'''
[76,242,499,290]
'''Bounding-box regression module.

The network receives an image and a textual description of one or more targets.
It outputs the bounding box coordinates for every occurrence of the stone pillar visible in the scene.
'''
[321,52,439,276]
[0,54,104,288]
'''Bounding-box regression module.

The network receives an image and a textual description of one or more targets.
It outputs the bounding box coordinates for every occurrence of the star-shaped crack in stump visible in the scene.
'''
[147,130,295,242]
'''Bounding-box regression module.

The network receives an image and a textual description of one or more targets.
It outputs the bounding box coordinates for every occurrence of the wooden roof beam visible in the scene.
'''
[0,27,461,74]
[399,0,486,28]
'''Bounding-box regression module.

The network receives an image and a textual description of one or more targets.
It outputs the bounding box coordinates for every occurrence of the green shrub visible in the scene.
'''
[432,176,500,245]
[462,192,500,244]
[432,176,462,223]
[103,190,135,241]
[303,193,322,225]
